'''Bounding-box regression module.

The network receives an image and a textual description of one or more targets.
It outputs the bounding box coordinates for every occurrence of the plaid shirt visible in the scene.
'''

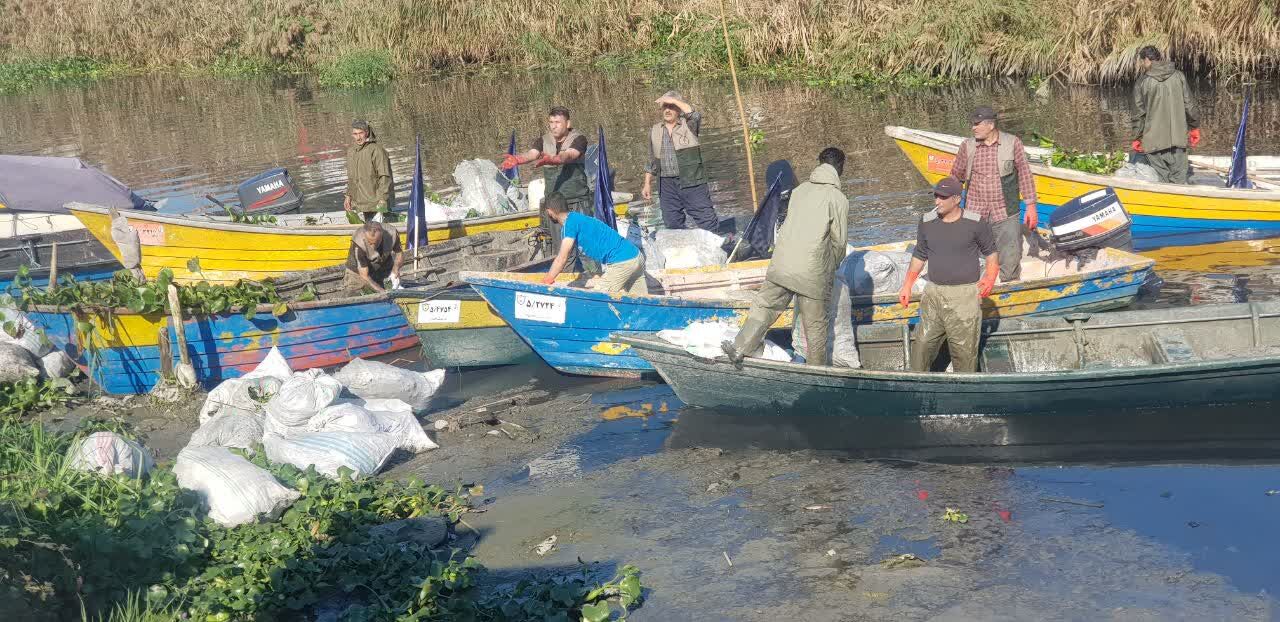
[646,111,702,176]
[949,134,1037,223]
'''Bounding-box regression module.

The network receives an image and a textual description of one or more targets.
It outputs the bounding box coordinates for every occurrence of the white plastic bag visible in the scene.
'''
[198,347,293,424]
[657,319,790,362]
[451,159,523,217]
[842,250,924,296]
[40,351,76,379]
[792,277,861,368]
[0,343,41,383]
[262,431,400,479]
[66,432,154,477]
[334,359,445,412]
[264,369,343,432]
[1114,162,1162,183]
[1,307,51,357]
[308,399,439,453]
[187,413,266,450]
[306,402,378,433]
[651,229,727,270]
[174,446,299,527]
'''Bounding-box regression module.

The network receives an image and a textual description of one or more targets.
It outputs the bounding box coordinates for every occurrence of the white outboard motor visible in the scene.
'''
[1048,187,1133,253]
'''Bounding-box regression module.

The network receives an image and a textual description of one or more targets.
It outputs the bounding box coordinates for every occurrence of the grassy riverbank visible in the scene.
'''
[1,0,1276,92]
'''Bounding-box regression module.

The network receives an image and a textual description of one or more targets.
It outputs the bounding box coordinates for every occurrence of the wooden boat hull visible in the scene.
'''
[887,126,1280,249]
[620,301,1280,417]
[25,294,419,395]
[391,288,535,368]
[464,243,1156,378]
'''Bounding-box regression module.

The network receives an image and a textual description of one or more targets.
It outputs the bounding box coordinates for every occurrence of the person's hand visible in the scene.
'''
[655,95,674,105]
[534,154,564,168]
[500,153,521,169]
[1188,128,1201,148]
[642,183,652,201]
[541,274,556,285]
[978,277,996,298]
[898,285,912,308]
[1023,206,1038,230]
[343,195,352,211]
[1131,140,1143,153]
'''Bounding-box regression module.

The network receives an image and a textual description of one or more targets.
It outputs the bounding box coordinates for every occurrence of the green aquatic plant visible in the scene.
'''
[1035,135,1127,175]
[0,378,73,416]
[318,50,393,88]
[13,267,289,320]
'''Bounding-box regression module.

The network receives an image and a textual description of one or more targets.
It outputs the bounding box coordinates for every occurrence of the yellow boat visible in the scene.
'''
[69,203,545,284]
[886,126,1280,250]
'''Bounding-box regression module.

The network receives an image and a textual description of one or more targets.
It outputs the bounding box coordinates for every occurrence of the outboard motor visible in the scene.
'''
[1048,187,1133,253]
[237,168,304,215]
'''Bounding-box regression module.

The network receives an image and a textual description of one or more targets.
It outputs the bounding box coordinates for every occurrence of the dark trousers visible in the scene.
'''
[658,177,719,231]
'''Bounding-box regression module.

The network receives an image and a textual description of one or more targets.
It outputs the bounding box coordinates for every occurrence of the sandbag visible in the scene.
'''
[174,446,299,527]
[1114,162,1162,183]
[333,359,445,412]
[0,343,41,383]
[264,369,343,432]
[66,432,154,478]
[362,399,439,453]
[262,431,400,479]
[198,346,292,424]
[187,413,266,450]
[40,350,77,379]
[306,402,378,433]
[842,250,925,296]
[657,319,791,362]
[792,277,861,368]
[451,159,524,218]
[1,306,51,357]
[651,229,727,270]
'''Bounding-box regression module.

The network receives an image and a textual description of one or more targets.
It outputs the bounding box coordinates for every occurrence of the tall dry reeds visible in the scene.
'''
[3,0,1280,83]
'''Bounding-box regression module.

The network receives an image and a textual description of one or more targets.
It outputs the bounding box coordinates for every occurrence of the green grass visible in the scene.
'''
[0,58,125,93]
[317,50,394,88]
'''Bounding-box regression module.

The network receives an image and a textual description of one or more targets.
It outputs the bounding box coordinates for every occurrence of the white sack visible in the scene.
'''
[334,359,445,412]
[0,343,41,383]
[792,277,861,368]
[174,446,299,527]
[40,350,77,379]
[657,319,791,362]
[841,250,924,296]
[306,402,378,433]
[187,413,266,450]
[262,431,400,479]
[651,229,727,270]
[263,369,342,432]
[66,432,154,478]
[1,307,51,357]
[198,347,293,424]
[308,399,439,453]
[110,210,142,270]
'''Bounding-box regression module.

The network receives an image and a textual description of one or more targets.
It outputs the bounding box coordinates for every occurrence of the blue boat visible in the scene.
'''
[464,241,1156,378]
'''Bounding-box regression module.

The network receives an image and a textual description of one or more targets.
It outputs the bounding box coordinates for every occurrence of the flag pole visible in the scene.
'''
[718,0,759,211]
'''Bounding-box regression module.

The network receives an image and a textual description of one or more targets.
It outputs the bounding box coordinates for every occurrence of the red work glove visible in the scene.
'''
[898,272,920,308]
[978,276,996,298]
[1131,140,1143,153]
[500,154,521,169]
[1023,207,1038,230]
[1188,128,1201,148]
[534,154,564,168]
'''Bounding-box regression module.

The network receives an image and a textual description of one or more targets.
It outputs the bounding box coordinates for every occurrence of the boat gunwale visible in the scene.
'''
[884,125,1280,201]
[66,202,540,236]
[23,291,394,319]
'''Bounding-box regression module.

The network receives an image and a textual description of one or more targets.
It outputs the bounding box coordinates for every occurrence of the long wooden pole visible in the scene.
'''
[718,0,759,211]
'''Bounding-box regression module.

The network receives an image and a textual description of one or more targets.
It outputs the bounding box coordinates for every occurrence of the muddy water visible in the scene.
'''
[7,73,1280,618]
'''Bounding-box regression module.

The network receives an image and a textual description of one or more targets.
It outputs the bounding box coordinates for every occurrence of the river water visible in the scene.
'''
[7,72,1280,618]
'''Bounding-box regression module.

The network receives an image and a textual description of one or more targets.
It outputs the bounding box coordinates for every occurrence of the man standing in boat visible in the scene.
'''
[502,106,594,266]
[1132,46,1200,184]
[342,220,403,296]
[641,91,720,231]
[344,120,395,222]
[948,106,1037,283]
[540,192,647,294]
[721,148,849,367]
[899,176,999,373]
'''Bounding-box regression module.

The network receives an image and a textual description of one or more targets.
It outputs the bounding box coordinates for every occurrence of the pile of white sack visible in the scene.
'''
[424,159,527,223]
[152,350,446,527]
[0,306,77,383]
[658,319,792,362]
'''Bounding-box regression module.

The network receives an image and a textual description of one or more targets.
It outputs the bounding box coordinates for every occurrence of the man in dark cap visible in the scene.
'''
[948,106,1037,282]
[344,119,394,222]
[898,176,999,373]
[641,90,719,230]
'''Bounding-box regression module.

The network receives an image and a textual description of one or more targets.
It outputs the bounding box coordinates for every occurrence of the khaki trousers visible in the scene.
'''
[733,279,830,366]
[595,255,649,295]
[911,282,982,372]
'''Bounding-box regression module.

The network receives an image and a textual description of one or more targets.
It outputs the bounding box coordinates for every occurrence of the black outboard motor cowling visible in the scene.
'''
[237,168,304,215]
[1048,187,1133,252]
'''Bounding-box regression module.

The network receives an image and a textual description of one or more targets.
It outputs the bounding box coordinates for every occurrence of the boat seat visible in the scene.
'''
[1150,328,1199,364]
[980,339,1017,373]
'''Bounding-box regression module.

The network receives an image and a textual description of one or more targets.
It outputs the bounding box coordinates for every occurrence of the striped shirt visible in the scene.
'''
[949,134,1037,223]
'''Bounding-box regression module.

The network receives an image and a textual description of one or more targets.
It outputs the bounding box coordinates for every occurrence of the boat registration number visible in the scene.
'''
[133,222,165,246]
[514,292,566,324]
[926,153,955,174]
[418,300,461,324]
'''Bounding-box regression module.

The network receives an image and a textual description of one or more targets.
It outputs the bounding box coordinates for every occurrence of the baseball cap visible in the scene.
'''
[970,106,997,124]
[933,176,964,198]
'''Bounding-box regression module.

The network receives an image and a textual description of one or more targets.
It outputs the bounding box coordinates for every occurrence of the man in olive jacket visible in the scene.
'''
[1132,46,1200,184]
[723,148,849,366]
[344,119,395,221]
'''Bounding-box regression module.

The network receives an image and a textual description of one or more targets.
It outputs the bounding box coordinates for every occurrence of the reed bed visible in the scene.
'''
[2,0,1279,83]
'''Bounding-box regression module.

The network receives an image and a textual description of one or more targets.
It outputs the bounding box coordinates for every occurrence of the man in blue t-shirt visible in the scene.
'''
[541,192,649,294]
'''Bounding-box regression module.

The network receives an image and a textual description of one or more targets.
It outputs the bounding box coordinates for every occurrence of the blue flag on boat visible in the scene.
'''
[407,135,429,254]
[1227,91,1252,189]
[593,126,618,230]
[738,160,796,259]
[502,130,519,183]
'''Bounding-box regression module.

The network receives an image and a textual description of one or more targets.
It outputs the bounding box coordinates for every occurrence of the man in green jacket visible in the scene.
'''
[344,119,395,221]
[1132,47,1200,184]
[722,148,849,367]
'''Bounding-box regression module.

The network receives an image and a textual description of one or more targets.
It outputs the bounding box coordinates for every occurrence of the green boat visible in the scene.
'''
[616,301,1280,418]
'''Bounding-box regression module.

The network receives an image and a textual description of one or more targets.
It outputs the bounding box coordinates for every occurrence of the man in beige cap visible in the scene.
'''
[898,176,999,373]
[642,91,719,230]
